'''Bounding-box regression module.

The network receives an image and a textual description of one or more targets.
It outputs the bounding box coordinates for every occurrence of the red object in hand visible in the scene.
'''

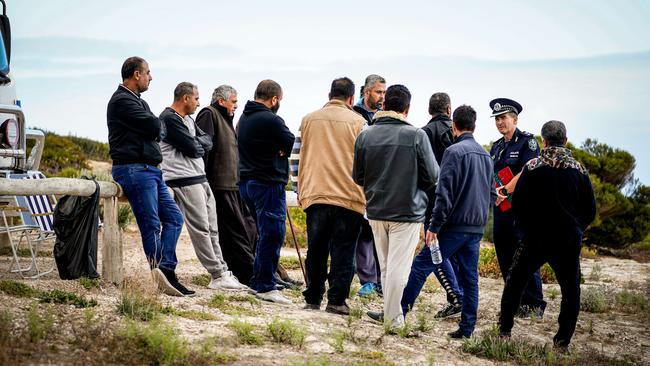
[496,167,514,212]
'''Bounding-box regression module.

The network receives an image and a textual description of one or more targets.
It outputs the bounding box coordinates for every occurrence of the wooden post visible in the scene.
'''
[102,196,123,284]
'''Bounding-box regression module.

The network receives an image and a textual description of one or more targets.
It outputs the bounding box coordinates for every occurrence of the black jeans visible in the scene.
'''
[303,204,363,306]
[499,233,582,346]
[493,212,546,309]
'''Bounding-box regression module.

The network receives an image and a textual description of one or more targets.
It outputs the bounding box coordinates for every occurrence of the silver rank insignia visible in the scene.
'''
[528,139,538,151]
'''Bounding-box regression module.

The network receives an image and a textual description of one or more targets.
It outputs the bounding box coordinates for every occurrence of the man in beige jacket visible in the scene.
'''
[297,77,366,315]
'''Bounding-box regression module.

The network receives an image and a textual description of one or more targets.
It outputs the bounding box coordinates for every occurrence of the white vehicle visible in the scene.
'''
[0,0,44,175]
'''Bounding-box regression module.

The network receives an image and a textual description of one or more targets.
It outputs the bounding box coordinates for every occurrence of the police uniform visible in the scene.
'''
[489,98,546,314]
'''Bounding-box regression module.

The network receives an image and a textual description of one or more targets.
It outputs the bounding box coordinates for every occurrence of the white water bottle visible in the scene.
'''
[430,239,442,265]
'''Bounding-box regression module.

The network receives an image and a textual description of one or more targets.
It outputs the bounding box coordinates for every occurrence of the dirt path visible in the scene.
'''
[1,226,649,365]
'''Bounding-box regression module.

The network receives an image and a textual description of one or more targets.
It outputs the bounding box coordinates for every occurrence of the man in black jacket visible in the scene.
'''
[402,92,464,319]
[237,80,295,304]
[424,105,495,339]
[499,120,596,350]
[107,57,190,296]
[353,84,438,331]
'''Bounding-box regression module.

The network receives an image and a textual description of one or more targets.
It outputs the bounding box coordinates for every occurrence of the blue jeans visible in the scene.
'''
[401,245,464,314]
[239,180,287,293]
[438,231,482,336]
[111,164,184,271]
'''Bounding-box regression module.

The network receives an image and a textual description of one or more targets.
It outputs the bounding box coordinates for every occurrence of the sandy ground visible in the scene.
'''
[1,225,649,365]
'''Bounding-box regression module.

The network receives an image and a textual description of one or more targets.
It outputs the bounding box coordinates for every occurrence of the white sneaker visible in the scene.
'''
[255,289,292,305]
[208,272,249,291]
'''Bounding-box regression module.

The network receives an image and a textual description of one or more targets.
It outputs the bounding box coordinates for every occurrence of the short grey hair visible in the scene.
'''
[364,74,386,90]
[541,120,567,147]
[174,82,197,101]
[211,85,237,105]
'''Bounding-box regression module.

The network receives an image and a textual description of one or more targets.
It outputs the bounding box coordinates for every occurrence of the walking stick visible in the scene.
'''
[286,210,307,283]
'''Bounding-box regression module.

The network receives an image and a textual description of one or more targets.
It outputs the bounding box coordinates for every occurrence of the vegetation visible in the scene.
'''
[227,318,265,345]
[38,289,98,308]
[116,279,164,321]
[0,280,39,298]
[266,317,307,347]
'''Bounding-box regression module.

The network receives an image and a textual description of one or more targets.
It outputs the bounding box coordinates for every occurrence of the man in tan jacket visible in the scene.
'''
[297,77,366,315]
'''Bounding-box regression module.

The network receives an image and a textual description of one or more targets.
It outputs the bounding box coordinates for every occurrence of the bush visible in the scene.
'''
[227,319,265,345]
[478,247,501,279]
[0,280,39,298]
[118,203,135,230]
[581,286,608,313]
[116,280,163,321]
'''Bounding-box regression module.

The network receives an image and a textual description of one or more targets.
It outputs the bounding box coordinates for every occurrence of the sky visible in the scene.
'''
[8,0,650,184]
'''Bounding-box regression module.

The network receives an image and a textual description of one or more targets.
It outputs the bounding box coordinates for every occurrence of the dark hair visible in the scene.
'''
[174,82,197,101]
[452,105,477,132]
[383,84,411,113]
[428,92,451,115]
[329,77,355,100]
[541,120,567,146]
[121,56,146,80]
[254,79,282,101]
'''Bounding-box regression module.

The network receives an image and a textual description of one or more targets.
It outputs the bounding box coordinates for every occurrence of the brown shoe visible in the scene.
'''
[325,303,350,315]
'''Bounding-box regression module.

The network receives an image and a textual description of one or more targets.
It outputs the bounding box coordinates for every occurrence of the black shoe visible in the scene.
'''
[499,330,511,339]
[516,305,545,319]
[160,268,195,297]
[276,277,301,290]
[284,276,304,287]
[325,303,350,315]
[366,310,384,323]
[434,303,462,318]
[447,329,470,339]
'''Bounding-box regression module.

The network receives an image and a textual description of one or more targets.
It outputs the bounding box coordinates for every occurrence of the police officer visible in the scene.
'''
[489,98,546,317]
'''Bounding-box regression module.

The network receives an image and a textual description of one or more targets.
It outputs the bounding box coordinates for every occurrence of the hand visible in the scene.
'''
[425,230,437,247]
[504,180,516,195]
[495,185,507,206]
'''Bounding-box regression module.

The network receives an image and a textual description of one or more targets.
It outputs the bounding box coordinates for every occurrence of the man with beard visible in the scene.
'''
[160,82,248,291]
[237,80,295,304]
[107,57,190,296]
[353,74,386,297]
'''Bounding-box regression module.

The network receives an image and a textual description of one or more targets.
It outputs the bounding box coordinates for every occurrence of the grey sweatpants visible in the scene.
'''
[172,182,228,278]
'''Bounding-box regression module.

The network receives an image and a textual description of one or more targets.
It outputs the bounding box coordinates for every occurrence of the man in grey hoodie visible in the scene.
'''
[159,82,247,291]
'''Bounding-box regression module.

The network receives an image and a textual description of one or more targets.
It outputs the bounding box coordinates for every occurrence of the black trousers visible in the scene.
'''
[499,233,582,346]
[493,213,546,309]
[213,189,257,285]
[302,204,363,305]
[355,219,381,285]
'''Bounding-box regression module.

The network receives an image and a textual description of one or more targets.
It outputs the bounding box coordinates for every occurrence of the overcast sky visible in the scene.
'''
[9,0,650,184]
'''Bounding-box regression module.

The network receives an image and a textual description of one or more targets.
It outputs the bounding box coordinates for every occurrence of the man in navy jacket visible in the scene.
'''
[425,105,496,339]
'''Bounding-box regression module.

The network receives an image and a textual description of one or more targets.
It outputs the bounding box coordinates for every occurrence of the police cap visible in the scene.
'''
[489,98,522,117]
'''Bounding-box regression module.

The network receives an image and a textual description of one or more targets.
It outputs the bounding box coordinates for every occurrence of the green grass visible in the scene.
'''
[279,255,303,270]
[79,277,101,290]
[0,280,39,298]
[478,247,501,279]
[116,286,163,321]
[0,247,52,257]
[588,263,602,281]
[191,274,211,287]
[267,317,307,347]
[26,305,55,342]
[226,319,265,345]
[547,287,560,301]
[206,293,260,316]
[616,289,649,316]
[39,289,98,308]
[161,307,219,321]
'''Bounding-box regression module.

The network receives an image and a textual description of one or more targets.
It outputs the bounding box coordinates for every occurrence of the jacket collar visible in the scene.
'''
[430,113,451,123]
[455,132,475,143]
[119,84,141,99]
[324,99,354,111]
[373,110,410,125]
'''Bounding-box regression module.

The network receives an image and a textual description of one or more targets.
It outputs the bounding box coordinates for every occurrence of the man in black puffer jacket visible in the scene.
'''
[499,120,596,351]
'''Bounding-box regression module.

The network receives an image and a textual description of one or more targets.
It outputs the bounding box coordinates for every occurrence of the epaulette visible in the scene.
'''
[520,131,534,137]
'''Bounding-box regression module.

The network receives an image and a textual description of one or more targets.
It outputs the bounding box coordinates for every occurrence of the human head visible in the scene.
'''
[451,105,477,136]
[490,98,522,139]
[121,56,151,93]
[173,82,200,115]
[428,92,451,117]
[383,84,411,115]
[494,112,518,138]
[254,79,282,114]
[362,74,386,111]
[541,120,567,147]
[329,77,355,106]
[211,85,238,117]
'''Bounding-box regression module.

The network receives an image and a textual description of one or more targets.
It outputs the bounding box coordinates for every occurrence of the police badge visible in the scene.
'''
[528,138,537,151]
